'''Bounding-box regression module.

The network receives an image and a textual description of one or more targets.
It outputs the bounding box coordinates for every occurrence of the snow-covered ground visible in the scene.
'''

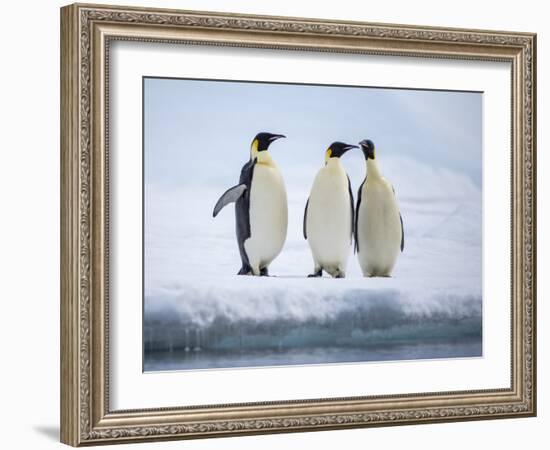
[143,156,482,370]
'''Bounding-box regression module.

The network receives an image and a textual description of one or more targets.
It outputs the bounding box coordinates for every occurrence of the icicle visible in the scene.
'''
[193,328,202,352]
[184,328,190,352]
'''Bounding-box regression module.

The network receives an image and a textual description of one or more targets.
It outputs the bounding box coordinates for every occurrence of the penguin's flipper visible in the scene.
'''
[347,175,355,244]
[354,178,366,253]
[213,184,248,217]
[391,184,404,252]
[303,198,309,239]
[400,212,405,252]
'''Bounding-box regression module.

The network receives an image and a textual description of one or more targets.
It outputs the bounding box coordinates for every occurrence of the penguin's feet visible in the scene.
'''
[308,268,322,278]
[237,264,252,275]
[259,267,269,276]
[333,271,346,279]
[362,271,391,278]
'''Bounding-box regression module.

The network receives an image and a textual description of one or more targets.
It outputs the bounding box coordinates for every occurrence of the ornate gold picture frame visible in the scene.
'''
[60,3,536,446]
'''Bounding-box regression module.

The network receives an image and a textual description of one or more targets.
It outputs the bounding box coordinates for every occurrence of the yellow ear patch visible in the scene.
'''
[325,148,332,163]
[250,139,259,159]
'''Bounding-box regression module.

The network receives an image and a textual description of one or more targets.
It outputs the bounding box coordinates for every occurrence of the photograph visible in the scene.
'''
[142,77,483,372]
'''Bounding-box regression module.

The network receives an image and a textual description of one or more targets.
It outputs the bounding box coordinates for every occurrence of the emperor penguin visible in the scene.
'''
[213,132,288,276]
[355,139,404,277]
[303,142,357,278]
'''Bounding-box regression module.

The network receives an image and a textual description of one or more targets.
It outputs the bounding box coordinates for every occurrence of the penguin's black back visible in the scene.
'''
[354,177,366,253]
[235,158,256,268]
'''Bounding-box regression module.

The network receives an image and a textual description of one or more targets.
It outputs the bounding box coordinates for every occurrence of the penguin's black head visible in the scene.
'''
[325,141,358,163]
[359,139,376,160]
[252,132,286,152]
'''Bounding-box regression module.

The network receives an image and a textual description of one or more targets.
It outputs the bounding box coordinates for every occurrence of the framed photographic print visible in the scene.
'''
[60,3,537,446]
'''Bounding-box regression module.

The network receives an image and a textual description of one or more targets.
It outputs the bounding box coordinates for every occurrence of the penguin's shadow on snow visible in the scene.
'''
[255,275,303,279]
[263,275,343,279]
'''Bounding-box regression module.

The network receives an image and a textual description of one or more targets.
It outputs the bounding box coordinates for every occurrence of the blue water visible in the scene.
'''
[144,339,482,371]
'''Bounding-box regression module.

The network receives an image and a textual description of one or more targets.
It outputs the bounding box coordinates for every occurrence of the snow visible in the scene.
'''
[144,155,482,331]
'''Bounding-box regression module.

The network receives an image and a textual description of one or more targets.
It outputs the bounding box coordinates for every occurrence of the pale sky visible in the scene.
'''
[144,77,482,187]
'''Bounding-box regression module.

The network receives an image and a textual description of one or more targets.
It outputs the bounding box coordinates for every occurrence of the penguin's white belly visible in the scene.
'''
[245,164,288,273]
[306,168,351,272]
[357,180,401,276]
